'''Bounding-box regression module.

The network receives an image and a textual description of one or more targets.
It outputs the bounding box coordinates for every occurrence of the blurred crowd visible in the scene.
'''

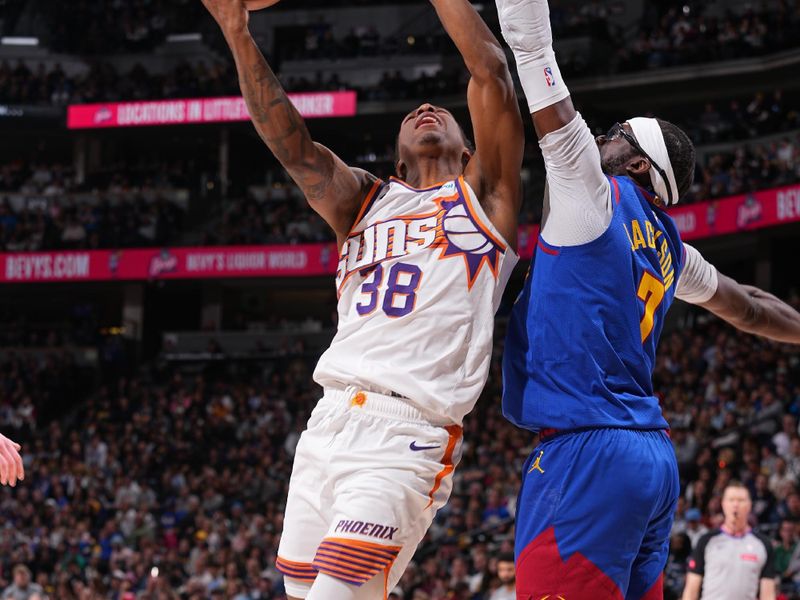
[2,99,800,252]
[655,308,800,598]
[43,0,208,55]
[202,194,330,247]
[0,301,798,599]
[615,1,800,72]
[0,161,186,252]
[686,131,800,204]
[1,1,799,107]
[0,344,520,600]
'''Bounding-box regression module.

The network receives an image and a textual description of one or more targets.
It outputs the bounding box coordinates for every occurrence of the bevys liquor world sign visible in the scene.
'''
[0,245,338,283]
[2,184,800,283]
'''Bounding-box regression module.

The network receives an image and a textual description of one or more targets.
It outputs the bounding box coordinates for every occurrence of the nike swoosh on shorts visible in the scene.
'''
[409,442,441,451]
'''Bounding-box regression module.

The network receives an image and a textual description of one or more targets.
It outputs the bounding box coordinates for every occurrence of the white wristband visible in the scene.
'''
[513,47,569,113]
[496,0,570,113]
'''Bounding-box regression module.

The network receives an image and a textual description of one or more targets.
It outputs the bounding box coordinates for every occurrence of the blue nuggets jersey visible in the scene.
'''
[503,176,685,431]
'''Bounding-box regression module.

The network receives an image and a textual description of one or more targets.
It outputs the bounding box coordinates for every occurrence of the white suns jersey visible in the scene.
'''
[313,176,518,425]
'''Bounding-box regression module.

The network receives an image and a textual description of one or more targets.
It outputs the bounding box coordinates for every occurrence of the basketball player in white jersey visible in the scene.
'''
[201,0,524,597]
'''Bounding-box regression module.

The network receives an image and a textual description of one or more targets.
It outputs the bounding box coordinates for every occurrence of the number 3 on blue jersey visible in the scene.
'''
[637,271,665,342]
[356,262,422,318]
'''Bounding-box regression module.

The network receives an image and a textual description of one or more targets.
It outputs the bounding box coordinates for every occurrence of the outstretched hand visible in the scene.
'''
[201,0,249,36]
[0,433,23,487]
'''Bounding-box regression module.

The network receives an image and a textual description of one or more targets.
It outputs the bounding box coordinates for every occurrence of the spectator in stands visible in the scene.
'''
[0,299,796,597]
[684,508,708,549]
[489,553,515,600]
[1,565,44,600]
[775,520,798,592]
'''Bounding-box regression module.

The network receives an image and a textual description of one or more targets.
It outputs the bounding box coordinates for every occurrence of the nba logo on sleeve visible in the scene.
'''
[544,67,556,88]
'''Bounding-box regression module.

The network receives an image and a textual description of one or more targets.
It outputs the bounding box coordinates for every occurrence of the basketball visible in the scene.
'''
[243,0,281,10]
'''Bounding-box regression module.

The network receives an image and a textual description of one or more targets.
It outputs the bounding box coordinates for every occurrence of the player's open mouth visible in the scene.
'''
[415,114,441,129]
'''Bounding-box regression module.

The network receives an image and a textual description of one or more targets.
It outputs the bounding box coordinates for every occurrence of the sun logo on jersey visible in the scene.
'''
[435,180,504,289]
[336,178,504,292]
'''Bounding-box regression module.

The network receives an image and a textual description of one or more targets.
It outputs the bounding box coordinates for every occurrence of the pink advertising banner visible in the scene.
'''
[668,183,800,241]
[2,185,799,283]
[0,245,339,283]
[67,92,357,129]
[516,183,800,257]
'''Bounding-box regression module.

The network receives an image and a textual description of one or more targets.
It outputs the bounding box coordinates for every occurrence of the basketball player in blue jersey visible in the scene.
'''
[202,0,524,598]
[495,0,800,598]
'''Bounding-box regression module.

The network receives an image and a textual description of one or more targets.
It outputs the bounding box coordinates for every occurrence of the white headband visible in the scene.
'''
[627,117,680,205]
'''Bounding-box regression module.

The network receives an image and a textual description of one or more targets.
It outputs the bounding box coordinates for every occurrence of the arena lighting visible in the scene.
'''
[166,33,202,43]
[0,36,39,46]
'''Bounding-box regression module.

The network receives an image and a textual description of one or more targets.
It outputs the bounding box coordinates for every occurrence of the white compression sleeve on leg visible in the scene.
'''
[496,0,569,113]
[306,572,385,600]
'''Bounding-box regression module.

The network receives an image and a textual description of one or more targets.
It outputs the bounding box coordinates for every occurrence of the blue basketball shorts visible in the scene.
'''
[514,428,679,600]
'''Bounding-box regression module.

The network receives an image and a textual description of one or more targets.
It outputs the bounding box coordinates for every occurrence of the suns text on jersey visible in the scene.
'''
[336,214,440,289]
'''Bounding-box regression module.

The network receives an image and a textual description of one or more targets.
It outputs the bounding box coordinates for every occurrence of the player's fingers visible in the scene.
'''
[0,446,16,486]
[12,446,23,483]
[0,450,9,485]
[0,443,18,485]
[13,443,20,451]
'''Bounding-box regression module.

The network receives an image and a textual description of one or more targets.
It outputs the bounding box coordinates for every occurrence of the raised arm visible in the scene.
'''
[495,0,574,138]
[494,0,610,247]
[201,0,376,244]
[429,0,524,247]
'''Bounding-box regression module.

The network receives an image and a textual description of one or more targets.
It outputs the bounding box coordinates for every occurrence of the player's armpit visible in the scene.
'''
[699,273,800,344]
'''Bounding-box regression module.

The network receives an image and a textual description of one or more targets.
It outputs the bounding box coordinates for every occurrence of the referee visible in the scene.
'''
[682,481,776,600]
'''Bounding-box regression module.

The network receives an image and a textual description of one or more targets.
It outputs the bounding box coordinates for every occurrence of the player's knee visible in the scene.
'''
[283,576,313,600]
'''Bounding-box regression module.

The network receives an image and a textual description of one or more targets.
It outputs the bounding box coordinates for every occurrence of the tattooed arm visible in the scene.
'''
[201,0,376,244]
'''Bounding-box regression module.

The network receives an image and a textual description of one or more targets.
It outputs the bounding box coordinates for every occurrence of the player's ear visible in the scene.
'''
[461,149,473,171]
[396,160,407,181]
[626,156,650,178]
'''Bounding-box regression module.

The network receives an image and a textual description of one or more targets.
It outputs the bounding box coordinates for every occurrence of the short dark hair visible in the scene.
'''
[497,552,515,564]
[657,118,695,200]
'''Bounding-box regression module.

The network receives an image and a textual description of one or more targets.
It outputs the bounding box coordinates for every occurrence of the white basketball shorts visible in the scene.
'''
[276,387,463,598]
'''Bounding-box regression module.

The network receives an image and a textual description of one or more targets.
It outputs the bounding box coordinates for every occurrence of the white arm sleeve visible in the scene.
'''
[675,244,719,304]
[538,113,613,247]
